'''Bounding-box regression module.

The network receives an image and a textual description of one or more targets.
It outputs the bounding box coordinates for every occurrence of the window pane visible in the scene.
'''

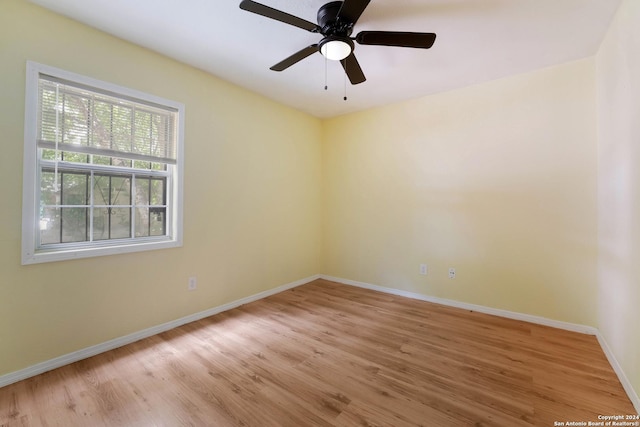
[134,160,151,170]
[150,178,165,205]
[135,177,150,205]
[61,207,87,242]
[111,208,132,239]
[135,207,149,237]
[93,207,131,240]
[61,173,88,205]
[112,158,132,168]
[42,149,56,160]
[92,207,109,240]
[111,176,131,205]
[93,175,110,206]
[41,171,61,205]
[94,155,111,165]
[40,207,61,245]
[149,207,166,236]
[62,151,88,163]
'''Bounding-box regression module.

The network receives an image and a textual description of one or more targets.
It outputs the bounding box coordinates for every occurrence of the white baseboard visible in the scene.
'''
[320,274,639,413]
[0,274,320,389]
[320,275,597,334]
[596,332,640,414]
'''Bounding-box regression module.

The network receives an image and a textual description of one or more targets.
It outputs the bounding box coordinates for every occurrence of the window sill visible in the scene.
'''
[21,238,182,265]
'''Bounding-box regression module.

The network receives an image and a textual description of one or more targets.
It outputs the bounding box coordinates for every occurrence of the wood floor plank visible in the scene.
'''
[0,279,635,426]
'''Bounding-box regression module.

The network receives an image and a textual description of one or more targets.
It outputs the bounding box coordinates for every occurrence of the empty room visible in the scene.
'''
[0,0,639,425]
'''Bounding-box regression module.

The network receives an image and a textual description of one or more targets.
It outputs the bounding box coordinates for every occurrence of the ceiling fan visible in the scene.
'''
[239,0,437,85]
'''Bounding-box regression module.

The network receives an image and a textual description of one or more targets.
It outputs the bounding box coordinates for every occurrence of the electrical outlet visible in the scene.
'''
[448,268,456,279]
[420,264,427,275]
[188,277,197,291]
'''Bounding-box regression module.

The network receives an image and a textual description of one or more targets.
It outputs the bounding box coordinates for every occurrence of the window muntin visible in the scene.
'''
[39,169,168,246]
[23,62,184,264]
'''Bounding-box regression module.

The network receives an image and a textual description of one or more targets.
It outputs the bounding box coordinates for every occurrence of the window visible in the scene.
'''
[22,62,184,264]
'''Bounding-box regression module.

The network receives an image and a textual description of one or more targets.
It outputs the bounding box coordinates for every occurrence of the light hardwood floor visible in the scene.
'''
[0,279,636,426]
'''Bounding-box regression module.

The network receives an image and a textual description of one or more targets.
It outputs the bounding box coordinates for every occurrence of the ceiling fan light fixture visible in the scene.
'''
[319,37,353,61]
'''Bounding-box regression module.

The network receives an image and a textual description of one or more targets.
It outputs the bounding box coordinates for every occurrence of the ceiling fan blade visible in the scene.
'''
[270,45,319,71]
[337,0,371,25]
[341,53,366,85]
[239,0,319,33]
[356,31,437,49]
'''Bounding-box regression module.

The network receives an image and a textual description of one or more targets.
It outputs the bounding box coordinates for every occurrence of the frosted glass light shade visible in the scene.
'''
[320,39,352,61]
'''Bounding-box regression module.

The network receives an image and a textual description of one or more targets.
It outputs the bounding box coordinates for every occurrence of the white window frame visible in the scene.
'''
[22,61,184,265]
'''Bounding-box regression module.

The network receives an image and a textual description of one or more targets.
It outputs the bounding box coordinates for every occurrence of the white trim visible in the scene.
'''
[22,61,40,265]
[320,274,639,413]
[0,274,319,389]
[320,275,597,334]
[21,61,185,265]
[596,332,640,414]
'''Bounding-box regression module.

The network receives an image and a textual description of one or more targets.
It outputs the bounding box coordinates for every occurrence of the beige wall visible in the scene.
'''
[597,0,640,400]
[0,0,322,376]
[323,59,599,326]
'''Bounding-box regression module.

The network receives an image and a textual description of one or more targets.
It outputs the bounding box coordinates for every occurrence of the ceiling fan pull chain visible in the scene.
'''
[343,62,348,101]
[324,55,328,90]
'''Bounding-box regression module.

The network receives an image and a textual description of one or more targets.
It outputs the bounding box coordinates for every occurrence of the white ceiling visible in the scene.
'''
[30,0,621,118]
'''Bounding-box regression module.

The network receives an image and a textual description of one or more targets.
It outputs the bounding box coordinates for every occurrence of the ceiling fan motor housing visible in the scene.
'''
[317,1,354,37]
